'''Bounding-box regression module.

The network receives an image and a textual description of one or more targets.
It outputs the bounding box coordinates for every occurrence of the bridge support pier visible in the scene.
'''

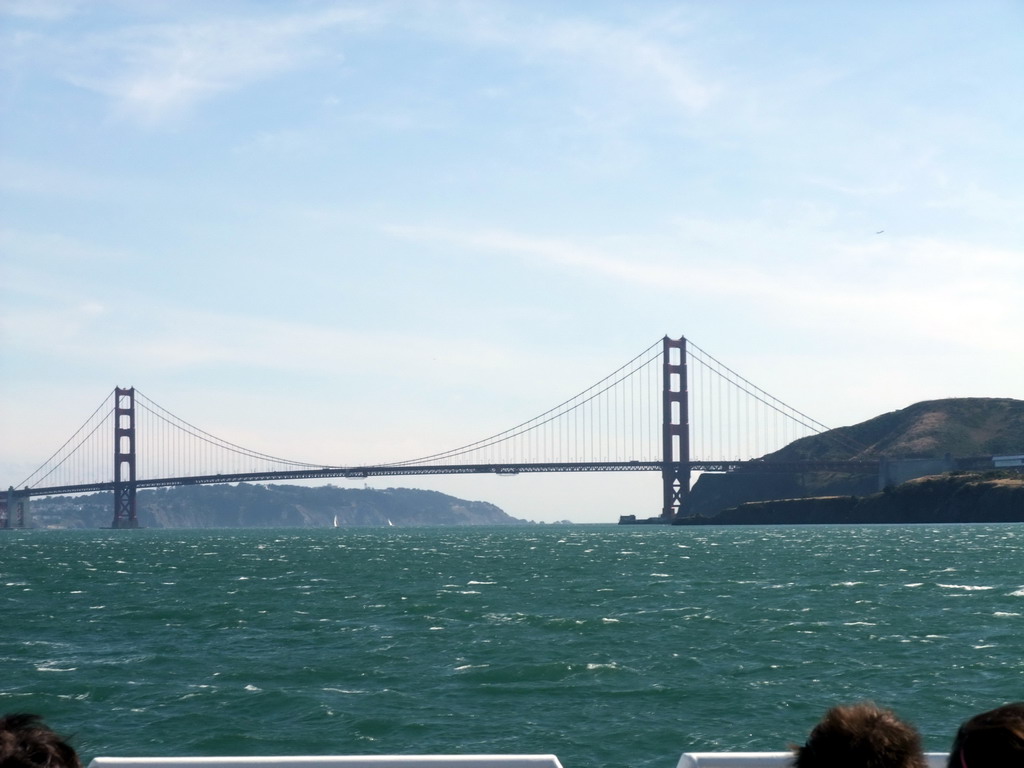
[2,487,28,529]
[111,387,139,529]
[661,336,690,520]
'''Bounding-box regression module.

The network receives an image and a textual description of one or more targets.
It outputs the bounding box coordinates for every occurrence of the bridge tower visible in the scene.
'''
[661,336,690,520]
[111,387,139,529]
[2,487,27,529]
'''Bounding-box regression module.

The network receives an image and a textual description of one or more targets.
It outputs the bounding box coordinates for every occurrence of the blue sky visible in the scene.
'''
[2,1,1022,523]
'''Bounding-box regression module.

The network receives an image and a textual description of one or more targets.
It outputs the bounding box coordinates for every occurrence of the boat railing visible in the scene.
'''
[88,757,564,768]
[86,753,953,768]
[677,753,949,768]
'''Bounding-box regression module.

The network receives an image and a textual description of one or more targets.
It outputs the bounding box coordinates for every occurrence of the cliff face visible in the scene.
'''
[27,483,528,529]
[688,470,876,517]
[687,397,1024,518]
[851,473,1024,523]
[678,472,1024,525]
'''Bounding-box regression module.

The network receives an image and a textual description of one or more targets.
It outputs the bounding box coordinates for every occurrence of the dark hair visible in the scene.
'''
[948,702,1024,768]
[794,701,927,768]
[0,713,82,768]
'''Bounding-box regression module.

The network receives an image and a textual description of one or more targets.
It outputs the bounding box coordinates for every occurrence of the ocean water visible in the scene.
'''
[2,525,1022,768]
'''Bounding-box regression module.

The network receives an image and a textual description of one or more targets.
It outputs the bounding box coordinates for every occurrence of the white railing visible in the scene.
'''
[676,753,949,768]
[88,758,563,768]
[86,753,953,768]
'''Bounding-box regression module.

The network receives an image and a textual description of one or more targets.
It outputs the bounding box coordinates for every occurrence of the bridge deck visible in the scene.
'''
[14,460,882,498]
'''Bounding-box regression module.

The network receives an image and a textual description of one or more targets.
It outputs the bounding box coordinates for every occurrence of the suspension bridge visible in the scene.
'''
[2,335,878,528]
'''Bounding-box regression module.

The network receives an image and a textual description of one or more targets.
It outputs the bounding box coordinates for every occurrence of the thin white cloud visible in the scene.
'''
[531,17,716,113]
[423,5,718,114]
[0,0,81,21]
[0,157,125,199]
[386,222,803,301]
[12,3,717,132]
[386,220,1024,356]
[59,7,377,124]
[925,181,1024,228]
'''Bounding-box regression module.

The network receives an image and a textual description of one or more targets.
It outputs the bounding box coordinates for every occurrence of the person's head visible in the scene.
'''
[0,713,81,768]
[793,701,927,768]
[948,702,1024,768]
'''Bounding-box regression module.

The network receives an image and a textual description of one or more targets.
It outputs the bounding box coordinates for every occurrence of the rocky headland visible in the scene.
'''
[677,471,1024,525]
[679,397,1024,524]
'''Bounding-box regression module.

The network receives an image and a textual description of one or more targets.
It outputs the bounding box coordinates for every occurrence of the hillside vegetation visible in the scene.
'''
[27,484,528,529]
[687,397,1024,519]
[767,397,1024,461]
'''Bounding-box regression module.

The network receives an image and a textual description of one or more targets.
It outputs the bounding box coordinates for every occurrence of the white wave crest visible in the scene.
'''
[937,584,994,591]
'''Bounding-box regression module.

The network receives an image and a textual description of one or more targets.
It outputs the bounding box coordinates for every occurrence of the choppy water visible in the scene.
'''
[2,525,1023,768]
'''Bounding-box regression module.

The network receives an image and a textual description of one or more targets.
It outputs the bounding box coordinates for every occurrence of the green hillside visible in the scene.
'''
[688,397,1024,517]
[767,397,1024,461]
[25,484,529,529]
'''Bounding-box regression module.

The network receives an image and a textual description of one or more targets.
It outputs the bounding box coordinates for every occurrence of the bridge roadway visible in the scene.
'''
[15,459,883,499]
